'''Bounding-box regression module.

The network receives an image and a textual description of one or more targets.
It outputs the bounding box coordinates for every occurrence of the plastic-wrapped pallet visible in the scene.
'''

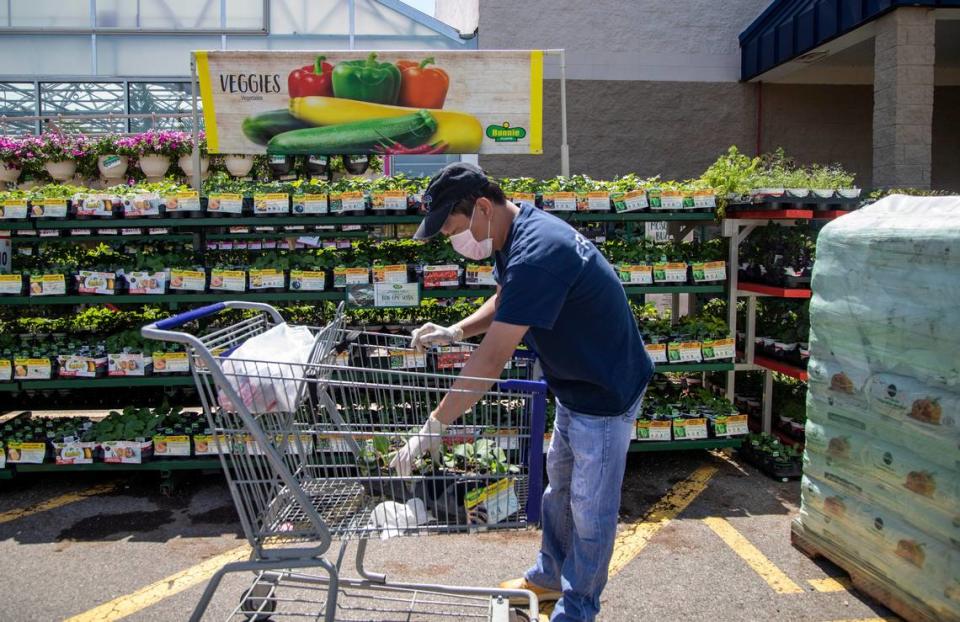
[800,195,960,620]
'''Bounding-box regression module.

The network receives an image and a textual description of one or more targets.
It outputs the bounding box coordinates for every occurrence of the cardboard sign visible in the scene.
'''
[293,194,328,215]
[196,50,544,155]
[14,358,52,380]
[618,265,653,285]
[29,274,66,296]
[210,269,246,292]
[154,351,189,373]
[163,191,201,213]
[691,261,726,282]
[169,269,206,291]
[1,199,28,219]
[108,353,152,376]
[542,192,576,212]
[330,191,366,213]
[423,264,460,288]
[253,193,289,215]
[615,190,649,213]
[58,355,106,378]
[289,270,326,291]
[207,193,244,215]
[372,264,409,284]
[35,199,68,218]
[668,342,703,363]
[125,194,161,217]
[466,264,496,286]
[373,282,420,307]
[248,269,284,290]
[0,274,22,294]
[126,271,167,295]
[645,344,668,364]
[371,191,406,211]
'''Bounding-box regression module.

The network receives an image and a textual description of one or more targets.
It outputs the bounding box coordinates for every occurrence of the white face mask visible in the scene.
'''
[449,205,493,260]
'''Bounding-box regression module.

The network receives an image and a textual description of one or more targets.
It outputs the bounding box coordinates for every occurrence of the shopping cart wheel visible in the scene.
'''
[509,608,531,622]
[239,578,277,622]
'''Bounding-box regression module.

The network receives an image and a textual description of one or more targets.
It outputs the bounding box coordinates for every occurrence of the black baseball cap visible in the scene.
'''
[413,162,490,240]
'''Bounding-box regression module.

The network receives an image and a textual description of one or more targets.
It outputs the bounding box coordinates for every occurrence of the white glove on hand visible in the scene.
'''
[410,322,463,352]
[390,416,447,477]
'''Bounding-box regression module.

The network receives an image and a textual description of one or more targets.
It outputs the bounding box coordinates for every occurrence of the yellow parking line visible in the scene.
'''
[809,576,852,592]
[63,545,250,622]
[608,464,717,577]
[0,482,116,525]
[64,463,717,620]
[703,517,804,594]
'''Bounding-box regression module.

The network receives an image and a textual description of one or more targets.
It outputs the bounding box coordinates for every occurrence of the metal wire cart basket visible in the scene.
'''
[143,301,547,621]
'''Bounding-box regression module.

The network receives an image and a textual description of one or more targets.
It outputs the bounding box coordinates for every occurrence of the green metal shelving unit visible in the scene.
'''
[0,210,715,232]
[0,284,724,306]
[628,437,742,452]
[0,207,738,469]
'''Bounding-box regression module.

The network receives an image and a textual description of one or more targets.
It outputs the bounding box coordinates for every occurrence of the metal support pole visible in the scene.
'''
[724,221,740,401]
[190,55,201,192]
[559,49,570,177]
[762,369,773,434]
[348,0,356,50]
[745,295,757,364]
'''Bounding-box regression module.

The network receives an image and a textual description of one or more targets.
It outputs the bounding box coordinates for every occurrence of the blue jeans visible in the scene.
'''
[525,394,641,622]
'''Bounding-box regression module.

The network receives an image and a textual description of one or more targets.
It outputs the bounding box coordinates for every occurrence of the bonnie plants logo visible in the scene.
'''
[486,122,526,142]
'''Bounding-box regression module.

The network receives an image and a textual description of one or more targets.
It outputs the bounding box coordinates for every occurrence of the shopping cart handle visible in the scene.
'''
[154,302,226,330]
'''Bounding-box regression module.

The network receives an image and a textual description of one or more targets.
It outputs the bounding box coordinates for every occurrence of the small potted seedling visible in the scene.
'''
[291,178,330,215]
[370,174,410,216]
[540,175,579,213]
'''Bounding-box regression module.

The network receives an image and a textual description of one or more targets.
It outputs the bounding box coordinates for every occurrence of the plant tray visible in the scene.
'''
[736,444,802,481]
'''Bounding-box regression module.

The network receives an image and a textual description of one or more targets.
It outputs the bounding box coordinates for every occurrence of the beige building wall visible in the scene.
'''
[476,1,958,190]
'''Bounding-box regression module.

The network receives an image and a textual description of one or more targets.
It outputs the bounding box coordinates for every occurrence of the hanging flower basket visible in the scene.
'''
[0,136,42,184]
[119,130,190,181]
[37,133,90,181]
[178,154,210,178]
[45,160,78,181]
[0,162,21,184]
[139,154,171,181]
[97,155,129,180]
[224,154,254,177]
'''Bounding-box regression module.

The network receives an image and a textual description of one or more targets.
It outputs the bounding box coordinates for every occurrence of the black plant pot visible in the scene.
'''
[305,155,329,176]
[344,155,369,175]
[268,155,294,177]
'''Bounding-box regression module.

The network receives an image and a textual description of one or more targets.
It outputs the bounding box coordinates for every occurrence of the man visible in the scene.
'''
[391,162,653,622]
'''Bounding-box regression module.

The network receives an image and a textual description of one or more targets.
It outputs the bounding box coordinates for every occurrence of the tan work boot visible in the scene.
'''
[499,577,563,603]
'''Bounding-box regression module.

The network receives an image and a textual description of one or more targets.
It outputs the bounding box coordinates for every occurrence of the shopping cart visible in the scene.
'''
[142,301,547,621]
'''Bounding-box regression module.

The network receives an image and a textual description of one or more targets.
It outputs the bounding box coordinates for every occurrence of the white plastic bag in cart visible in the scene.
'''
[217,323,316,414]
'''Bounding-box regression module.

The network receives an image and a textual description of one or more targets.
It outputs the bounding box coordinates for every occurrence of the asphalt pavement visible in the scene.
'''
[0,449,898,621]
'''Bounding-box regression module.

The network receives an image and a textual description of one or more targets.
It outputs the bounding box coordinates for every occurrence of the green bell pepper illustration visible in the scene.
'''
[332,52,402,105]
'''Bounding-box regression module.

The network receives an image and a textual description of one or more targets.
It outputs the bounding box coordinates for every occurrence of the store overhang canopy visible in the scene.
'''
[739,0,960,81]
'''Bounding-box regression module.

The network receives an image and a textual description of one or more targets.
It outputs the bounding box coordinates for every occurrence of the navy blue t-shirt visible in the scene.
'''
[493,203,653,416]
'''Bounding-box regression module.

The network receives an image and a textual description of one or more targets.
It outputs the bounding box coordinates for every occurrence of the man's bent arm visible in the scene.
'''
[431,319,528,425]
[453,285,501,339]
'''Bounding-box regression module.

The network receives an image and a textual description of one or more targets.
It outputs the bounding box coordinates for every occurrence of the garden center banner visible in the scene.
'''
[195,50,543,156]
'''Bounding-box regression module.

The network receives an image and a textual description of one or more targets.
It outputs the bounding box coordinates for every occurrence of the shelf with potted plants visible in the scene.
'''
[0,231,731,306]
[733,371,807,479]
[703,147,843,436]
